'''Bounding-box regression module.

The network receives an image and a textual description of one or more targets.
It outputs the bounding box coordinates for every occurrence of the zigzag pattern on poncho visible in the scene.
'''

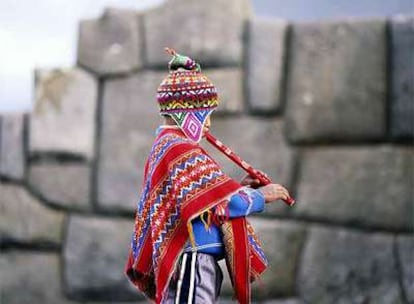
[125,127,267,304]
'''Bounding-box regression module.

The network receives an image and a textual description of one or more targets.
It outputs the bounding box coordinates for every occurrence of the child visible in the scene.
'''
[125,48,290,304]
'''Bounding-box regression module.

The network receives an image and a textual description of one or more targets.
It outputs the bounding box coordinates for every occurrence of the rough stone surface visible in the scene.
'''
[30,68,97,159]
[207,68,244,114]
[202,116,296,214]
[0,252,73,304]
[0,183,64,244]
[298,225,402,304]
[397,235,414,303]
[0,113,25,180]
[263,300,305,304]
[285,19,386,143]
[220,219,306,299]
[247,17,287,113]
[97,71,164,211]
[144,0,252,67]
[390,16,414,139]
[78,8,143,75]
[28,162,91,210]
[64,215,142,301]
[293,146,414,231]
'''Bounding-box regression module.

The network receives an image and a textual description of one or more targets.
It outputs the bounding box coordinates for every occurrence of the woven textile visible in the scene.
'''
[124,127,267,303]
[156,49,219,143]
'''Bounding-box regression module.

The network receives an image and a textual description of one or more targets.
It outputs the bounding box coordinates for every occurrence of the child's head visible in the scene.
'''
[156,48,218,143]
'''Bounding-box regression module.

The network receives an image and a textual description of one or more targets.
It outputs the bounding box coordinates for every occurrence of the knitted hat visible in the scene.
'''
[157,48,219,142]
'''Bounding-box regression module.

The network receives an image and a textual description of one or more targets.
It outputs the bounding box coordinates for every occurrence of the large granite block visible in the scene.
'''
[221,219,306,299]
[30,68,97,159]
[144,0,252,67]
[28,162,91,210]
[64,215,142,301]
[78,8,143,75]
[247,17,288,113]
[202,116,296,214]
[0,183,64,244]
[298,225,402,304]
[397,235,414,303]
[0,113,25,180]
[293,146,413,231]
[390,16,414,139]
[0,252,73,304]
[285,19,386,143]
[97,71,164,211]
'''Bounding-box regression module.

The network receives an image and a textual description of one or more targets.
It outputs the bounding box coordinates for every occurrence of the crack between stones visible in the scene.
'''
[1,240,61,252]
[29,152,87,163]
[292,225,310,300]
[279,23,292,118]
[22,114,29,182]
[242,18,252,115]
[60,214,71,300]
[288,146,302,205]
[90,77,105,212]
[393,235,409,304]
[385,20,393,142]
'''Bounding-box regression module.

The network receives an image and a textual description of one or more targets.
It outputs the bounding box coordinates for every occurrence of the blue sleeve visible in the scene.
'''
[227,187,265,218]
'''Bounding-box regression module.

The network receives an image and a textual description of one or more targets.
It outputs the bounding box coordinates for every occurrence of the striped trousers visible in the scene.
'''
[162,252,223,304]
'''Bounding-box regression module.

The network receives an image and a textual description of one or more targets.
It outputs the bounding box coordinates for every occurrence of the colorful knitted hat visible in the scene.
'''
[157,48,219,142]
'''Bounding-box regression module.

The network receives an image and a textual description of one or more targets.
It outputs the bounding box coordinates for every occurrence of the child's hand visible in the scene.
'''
[258,183,290,203]
[240,174,261,188]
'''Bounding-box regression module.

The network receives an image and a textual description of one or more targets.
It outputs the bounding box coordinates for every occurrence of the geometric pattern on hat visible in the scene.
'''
[157,70,219,113]
[158,97,219,113]
[169,109,214,143]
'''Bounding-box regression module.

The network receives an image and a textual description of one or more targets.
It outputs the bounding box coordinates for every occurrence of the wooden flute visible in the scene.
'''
[205,132,295,206]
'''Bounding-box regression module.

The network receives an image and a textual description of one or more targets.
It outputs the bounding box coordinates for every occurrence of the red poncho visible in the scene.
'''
[125,127,267,303]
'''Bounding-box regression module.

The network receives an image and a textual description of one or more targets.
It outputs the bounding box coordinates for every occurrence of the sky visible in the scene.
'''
[0,0,412,113]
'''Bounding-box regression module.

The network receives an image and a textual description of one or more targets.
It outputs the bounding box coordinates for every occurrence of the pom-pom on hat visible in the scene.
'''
[157,48,219,142]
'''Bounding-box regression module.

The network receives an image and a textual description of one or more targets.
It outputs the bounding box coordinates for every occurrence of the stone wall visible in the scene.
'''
[1,1,413,303]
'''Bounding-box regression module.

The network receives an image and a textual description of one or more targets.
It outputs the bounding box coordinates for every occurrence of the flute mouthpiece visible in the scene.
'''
[285,197,296,206]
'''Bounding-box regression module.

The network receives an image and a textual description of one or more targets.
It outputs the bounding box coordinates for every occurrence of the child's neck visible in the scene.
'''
[163,116,177,126]
[160,117,180,130]
[159,125,180,129]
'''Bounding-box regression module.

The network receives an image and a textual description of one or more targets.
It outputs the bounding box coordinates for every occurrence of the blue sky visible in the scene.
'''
[0,0,412,112]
